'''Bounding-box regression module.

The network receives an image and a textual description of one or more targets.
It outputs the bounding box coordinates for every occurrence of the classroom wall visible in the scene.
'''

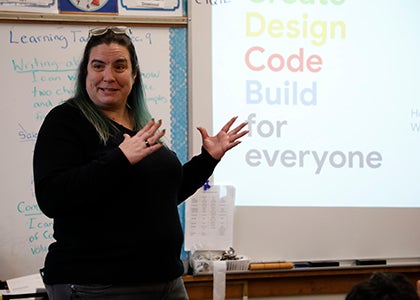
[0,22,188,280]
[1,0,420,289]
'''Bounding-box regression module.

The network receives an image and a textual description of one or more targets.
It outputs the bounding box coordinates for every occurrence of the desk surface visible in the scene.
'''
[183,264,420,299]
[1,292,48,300]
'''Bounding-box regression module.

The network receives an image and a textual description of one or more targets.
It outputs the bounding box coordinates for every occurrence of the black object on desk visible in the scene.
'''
[294,261,340,268]
[355,259,387,266]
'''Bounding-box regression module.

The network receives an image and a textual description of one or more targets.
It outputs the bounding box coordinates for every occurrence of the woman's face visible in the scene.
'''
[86,42,136,112]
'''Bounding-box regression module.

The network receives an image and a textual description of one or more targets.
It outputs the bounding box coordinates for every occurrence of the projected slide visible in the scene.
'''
[212,0,420,207]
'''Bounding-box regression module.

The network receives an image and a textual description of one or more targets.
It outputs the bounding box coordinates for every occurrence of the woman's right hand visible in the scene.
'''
[119,119,165,165]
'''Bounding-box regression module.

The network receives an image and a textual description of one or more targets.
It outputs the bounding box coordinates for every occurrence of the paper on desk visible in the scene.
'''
[213,260,226,300]
[6,273,45,294]
[184,185,235,251]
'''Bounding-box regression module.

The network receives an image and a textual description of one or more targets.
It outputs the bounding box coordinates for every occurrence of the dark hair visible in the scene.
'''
[68,28,152,143]
[346,272,420,300]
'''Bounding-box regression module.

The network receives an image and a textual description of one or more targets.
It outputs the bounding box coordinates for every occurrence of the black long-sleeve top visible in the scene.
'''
[33,102,219,284]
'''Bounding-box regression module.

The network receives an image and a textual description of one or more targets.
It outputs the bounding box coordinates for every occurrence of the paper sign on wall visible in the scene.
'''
[184,185,235,251]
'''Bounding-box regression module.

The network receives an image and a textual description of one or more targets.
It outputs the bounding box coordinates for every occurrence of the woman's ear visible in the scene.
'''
[132,64,138,81]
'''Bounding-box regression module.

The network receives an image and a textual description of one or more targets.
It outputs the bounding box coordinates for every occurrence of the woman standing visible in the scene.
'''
[33,26,248,299]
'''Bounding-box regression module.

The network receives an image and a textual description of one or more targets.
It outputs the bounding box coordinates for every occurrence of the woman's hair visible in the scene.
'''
[68,27,152,144]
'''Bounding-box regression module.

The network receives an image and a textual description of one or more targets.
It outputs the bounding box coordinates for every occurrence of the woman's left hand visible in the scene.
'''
[197,116,249,160]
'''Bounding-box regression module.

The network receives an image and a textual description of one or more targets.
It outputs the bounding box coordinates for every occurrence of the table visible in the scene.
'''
[183,264,420,299]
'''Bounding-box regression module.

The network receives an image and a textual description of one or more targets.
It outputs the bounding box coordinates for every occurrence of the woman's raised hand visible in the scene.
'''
[119,119,165,165]
[197,116,249,160]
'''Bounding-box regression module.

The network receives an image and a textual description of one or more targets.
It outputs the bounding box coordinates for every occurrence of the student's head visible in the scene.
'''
[346,272,419,300]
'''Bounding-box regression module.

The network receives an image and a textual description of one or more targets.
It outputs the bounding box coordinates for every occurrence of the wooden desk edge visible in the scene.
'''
[183,264,420,299]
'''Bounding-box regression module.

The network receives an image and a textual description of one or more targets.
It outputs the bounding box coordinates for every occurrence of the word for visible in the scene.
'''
[245,149,382,174]
[246,13,346,46]
[250,0,345,5]
[245,47,322,72]
[246,80,317,105]
[247,113,288,138]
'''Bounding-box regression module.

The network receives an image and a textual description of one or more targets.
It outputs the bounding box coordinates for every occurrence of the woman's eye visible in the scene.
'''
[92,63,105,70]
[114,64,127,72]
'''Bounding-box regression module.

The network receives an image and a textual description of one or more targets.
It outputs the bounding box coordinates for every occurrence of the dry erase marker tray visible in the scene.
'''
[190,250,250,275]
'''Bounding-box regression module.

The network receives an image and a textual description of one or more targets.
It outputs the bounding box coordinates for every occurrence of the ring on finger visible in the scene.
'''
[145,140,151,148]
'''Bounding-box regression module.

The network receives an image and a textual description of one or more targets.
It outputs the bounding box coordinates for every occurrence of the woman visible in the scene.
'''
[33,26,248,299]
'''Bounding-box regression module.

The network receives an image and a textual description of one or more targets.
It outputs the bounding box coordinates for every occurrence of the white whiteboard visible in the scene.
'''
[188,0,420,264]
[0,23,188,279]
